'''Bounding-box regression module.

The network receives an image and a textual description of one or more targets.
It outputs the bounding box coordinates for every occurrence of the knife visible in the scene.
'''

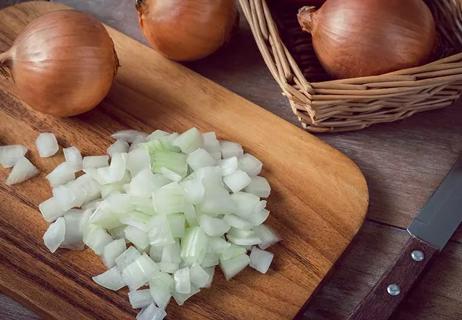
[347,155,462,320]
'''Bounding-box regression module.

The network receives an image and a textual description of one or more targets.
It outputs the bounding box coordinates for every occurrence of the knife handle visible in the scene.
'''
[347,236,437,320]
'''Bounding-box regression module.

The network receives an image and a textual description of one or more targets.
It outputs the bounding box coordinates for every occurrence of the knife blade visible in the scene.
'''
[347,155,462,320]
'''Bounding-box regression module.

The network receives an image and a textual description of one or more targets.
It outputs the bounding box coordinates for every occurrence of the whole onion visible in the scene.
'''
[297,0,436,79]
[136,0,237,62]
[0,10,119,117]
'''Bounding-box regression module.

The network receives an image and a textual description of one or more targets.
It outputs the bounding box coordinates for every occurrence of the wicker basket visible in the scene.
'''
[239,0,462,132]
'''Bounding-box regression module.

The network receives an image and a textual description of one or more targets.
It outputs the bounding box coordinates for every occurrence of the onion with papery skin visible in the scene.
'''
[136,0,237,62]
[297,0,436,79]
[0,10,119,117]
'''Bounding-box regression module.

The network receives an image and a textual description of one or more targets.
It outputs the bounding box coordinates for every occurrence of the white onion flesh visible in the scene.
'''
[46,162,76,187]
[83,155,109,169]
[6,157,39,185]
[0,144,27,168]
[129,289,153,309]
[25,128,277,319]
[107,139,129,157]
[36,133,59,158]
[92,267,125,291]
[43,217,66,253]
[249,247,274,274]
[63,146,83,170]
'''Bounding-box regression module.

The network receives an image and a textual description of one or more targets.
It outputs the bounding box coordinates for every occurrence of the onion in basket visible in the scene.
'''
[0,10,119,117]
[136,0,237,61]
[297,0,436,79]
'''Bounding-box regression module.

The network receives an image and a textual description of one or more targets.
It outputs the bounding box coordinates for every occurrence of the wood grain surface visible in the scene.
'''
[1,0,462,320]
[0,2,368,320]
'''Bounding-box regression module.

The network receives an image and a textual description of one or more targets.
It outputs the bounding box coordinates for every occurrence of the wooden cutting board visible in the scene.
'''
[0,2,369,319]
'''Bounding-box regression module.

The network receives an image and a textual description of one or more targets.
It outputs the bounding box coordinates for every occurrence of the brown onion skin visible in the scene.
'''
[286,0,325,7]
[136,0,237,62]
[0,10,119,117]
[298,0,436,79]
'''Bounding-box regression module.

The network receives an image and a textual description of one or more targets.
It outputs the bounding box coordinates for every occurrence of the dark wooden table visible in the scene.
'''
[1,1,462,319]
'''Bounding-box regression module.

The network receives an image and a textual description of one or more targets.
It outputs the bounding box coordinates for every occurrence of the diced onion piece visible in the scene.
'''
[254,224,280,250]
[115,246,142,271]
[43,217,66,253]
[161,241,182,265]
[103,238,127,268]
[238,154,263,177]
[149,272,174,309]
[186,148,216,171]
[147,130,169,141]
[182,179,205,205]
[36,133,59,158]
[160,167,183,182]
[248,208,270,226]
[127,148,151,176]
[223,170,251,193]
[199,215,230,237]
[173,286,200,306]
[183,203,199,227]
[230,192,260,218]
[168,214,186,238]
[96,153,127,184]
[227,228,262,246]
[83,155,109,169]
[220,141,243,159]
[173,127,202,153]
[0,144,27,168]
[198,188,235,215]
[201,253,219,268]
[190,263,210,288]
[107,139,129,157]
[83,224,113,255]
[153,182,185,214]
[249,247,274,274]
[220,254,250,280]
[204,267,215,288]
[125,226,149,251]
[219,157,238,176]
[159,262,180,274]
[112,130,147,143]
[151,151,187,178]
[92,267,125,291]
[128,169,169,197]
[148,215,175,247]
[109,225,126,239]
[39,197,65,222]
[244,176,271,198]
[46,162,76,187]
[61,210,85,250]
[223,214,252,230]
[129,289,153,309]
[6,157,39,185]
[149,246,163,262]
[122,253,159,291]
[63,146,83,170]
[202,132,221,160]
[120,211,152,232]
[174,267,191,294]
[208,237,231,254]
[180,227,208,265]
[220,244,247,261]
[136,303,167,320]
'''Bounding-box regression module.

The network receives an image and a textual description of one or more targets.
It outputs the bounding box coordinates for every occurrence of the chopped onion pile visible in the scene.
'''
[34,128,279,319]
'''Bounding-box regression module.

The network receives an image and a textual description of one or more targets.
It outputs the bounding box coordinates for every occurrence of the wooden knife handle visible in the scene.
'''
[347,236,438,320]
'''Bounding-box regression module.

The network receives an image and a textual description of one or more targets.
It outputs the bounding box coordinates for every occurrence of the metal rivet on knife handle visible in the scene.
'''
[386,284,401,296]
[411,250,425,262]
